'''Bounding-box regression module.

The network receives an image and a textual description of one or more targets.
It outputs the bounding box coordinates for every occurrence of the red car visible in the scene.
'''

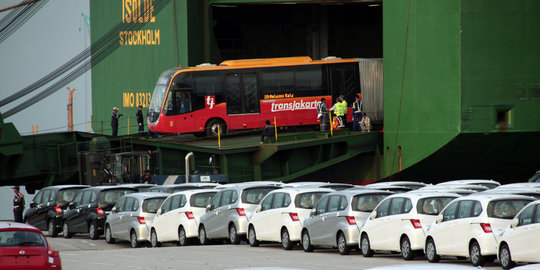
[0,222,61,270]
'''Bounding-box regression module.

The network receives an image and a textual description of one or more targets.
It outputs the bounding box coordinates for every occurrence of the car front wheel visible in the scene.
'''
[63,222,73,239]
[48,219,58,237]
[199,225,209,245]
[426,238,440,263]
[150,229,161,248]
[89,221,99,240]
[499,243,515,269]
[301,231,313,252]
[361,234,373,257]
[105,225,115,244]
[248,226,259,247]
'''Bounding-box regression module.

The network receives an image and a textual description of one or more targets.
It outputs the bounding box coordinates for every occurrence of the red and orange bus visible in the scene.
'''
[147,56,360,136]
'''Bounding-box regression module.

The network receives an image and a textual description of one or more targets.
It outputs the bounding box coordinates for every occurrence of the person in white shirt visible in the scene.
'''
[360,113,371,132]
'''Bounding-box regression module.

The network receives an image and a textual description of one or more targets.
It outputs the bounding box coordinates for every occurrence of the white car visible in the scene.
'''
[247,187,333,250]
[436,179,500,189]
[150,189,217,247]
[360,192,459,260]
[425,194,534,266]
[498,200,540,269]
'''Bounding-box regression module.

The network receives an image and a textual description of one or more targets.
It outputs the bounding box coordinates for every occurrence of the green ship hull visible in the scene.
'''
[86,0,540,182]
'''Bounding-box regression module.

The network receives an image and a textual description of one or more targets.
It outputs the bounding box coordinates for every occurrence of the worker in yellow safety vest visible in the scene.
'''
[339,95,348,126]
[330,97,345,128]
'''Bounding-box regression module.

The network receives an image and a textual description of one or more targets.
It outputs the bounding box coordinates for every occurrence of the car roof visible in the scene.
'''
[385,191,461,200]
[452,193,535,202]
[81,186,138,191]
[118,183,156,188]
[410,188,476,195]
[161,183,220,187]
[123,192,169,200]
[0,222,42,232]
[366,181,427,187]
[496,183,540,189]
[330,189,393,198]
[424,184,489,190]
[40,184,90,190]
[268,187,334,195]
[217,183,282,191]
[169,189,219,197]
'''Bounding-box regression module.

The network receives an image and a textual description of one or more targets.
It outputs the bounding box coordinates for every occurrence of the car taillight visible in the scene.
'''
[480,223,492,233]
[138,217,146,224]
[54,205,62,214]
[236,208,246,216]
[185,211,194,220]
[410,219,422,229]
[289,213,300,222]
[96,207,104,215]
[346,216,356,225]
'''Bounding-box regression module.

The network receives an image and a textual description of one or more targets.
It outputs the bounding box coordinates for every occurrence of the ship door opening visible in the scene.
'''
[210,2,383,62]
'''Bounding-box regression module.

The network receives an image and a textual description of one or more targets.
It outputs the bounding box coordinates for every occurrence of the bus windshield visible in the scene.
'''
[148,69,177,123]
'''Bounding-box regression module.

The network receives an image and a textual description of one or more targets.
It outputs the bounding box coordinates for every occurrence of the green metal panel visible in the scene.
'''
[382,0,461,177]
[460,0,540,133]
[90,0,206,136]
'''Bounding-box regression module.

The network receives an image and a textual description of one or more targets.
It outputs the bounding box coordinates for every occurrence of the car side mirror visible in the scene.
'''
[30,202,35,208]
[436,215,443,224]
[256,205,262,213]
[310,208,316,217]
[111,207,117,214]
[206,204,212,212]
[156,209,162,215]
[68,202,76,209]
[511,218,519,228]
[369,211,377,220]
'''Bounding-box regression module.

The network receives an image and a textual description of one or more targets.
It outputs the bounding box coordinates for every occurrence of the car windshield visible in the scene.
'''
[142,197,166,213]
[190,192,217,208]
[352,193,390,212]
[487,199,534,219]
[241,187,281,204]
[417,196,457,215]
[99,189,136,206]
[0,231,46,247]
[294,192,330,209]
[58,188,84,206]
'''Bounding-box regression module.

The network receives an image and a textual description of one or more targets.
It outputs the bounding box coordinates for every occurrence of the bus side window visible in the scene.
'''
[164,91,178,116]
[177,91,191,114]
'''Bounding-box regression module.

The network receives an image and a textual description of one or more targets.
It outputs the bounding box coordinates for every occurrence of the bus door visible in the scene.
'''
[164,89,194,132]
[225,73,260,115]
[329,65,360,105]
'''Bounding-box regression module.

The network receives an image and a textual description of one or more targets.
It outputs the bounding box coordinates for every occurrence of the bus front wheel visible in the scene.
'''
[206,119,226,137]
